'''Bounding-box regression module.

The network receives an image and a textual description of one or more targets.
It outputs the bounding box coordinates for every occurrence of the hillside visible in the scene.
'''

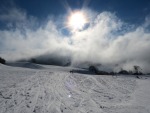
[0,63,150,113]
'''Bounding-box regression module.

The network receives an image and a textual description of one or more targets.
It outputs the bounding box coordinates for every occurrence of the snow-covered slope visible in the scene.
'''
[6,62,44,69]
[0,63,150,113]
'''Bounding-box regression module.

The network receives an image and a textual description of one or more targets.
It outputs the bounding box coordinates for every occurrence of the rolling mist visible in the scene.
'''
[0,7,150,73]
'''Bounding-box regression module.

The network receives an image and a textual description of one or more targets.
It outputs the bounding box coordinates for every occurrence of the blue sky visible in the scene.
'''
[0,0,150,27]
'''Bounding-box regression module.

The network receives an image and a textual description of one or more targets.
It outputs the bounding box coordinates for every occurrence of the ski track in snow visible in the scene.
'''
[0,64,150,113]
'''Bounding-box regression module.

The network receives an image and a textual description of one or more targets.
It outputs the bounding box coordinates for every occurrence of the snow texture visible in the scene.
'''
[0,63,150,113]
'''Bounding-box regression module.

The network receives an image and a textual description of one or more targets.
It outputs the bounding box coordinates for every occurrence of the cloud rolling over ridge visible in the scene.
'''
[0,8,150,72]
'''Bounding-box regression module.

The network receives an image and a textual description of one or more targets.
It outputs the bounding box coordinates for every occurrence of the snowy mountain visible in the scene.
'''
[0,62,150,113]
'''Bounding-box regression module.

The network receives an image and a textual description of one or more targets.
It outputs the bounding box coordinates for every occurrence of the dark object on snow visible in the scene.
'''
[97,70,109,75]
[89,66,99,74]
[0,57,6,64]
[70,70,74,73]
[118,70,129,75]
[89,66,110,75]
[133,72,143,75]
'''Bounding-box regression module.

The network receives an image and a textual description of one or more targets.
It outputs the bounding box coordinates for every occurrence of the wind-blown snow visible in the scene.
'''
[0,9,150,73]
[0,63,150,113]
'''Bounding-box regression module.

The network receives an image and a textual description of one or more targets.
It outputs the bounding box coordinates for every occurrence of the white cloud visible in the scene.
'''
[0,8,27,22]
[0,8,150,73]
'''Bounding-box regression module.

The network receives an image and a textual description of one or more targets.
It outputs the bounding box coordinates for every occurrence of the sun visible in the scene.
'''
[68,11,87,32]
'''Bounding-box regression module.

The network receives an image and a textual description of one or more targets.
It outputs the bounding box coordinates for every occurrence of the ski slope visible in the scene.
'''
[0,63,150,113]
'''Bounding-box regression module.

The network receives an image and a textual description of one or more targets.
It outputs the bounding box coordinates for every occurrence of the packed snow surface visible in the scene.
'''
[0,63,150,113]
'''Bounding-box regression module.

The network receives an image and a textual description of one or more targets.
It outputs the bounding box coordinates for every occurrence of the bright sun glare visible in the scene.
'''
[68,11,87,31]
